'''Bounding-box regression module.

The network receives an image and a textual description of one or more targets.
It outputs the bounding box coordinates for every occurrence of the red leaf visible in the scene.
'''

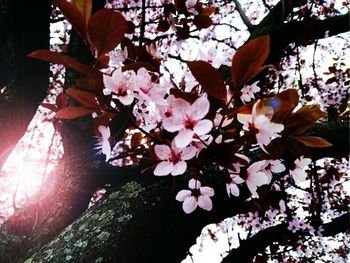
[285,105,325,134]
[28,50,99,77]
[76,75,104,93]
[266,89,299,122]
[52,0,87,41]
[72,0,92,24]
[200,6,216,16]
[87,8,127,57]
[187,61,227,101]
[295,136,332,148]
[56,106,96,119]
[66,88,100,109]
[157,19,170,32]
[231,35,270,88]
[193,15,213,30]
[56,92,68,109]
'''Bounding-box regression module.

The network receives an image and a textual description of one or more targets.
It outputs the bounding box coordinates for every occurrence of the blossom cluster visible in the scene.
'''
[93,64,316,214]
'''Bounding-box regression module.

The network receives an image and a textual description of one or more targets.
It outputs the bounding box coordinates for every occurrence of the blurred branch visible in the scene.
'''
[221,212,350,263]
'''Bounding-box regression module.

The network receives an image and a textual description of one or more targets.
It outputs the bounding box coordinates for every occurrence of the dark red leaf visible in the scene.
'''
[88,8,127,57]
[56,106,97,119]
[187,60,227,101]
[285,105,325,134]
[28,50,99,77]
[295,136,332,148]
[72,0,92,24]
[66,88,100,109]
[52,0,87,41]
[231,35,270,88]
[193,15,213,30]
[157,19,170,32]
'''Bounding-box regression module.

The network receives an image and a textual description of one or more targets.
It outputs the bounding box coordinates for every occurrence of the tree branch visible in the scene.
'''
[232,0,253,31]
[221,212,350,263]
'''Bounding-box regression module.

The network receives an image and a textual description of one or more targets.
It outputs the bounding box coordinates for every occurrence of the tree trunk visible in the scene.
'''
[0,0,50,168]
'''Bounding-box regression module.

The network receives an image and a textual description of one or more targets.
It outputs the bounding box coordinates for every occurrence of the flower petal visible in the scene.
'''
[154,161,173,176]
[174,129,194,148]
[200,186,214,197]
[188,179,201,189]
[98,125,110,138]
[197,195,213,211]
[229,183,240,196]
[171,161,187,176]
[181,146,197,160]
[183,196,198,214]
[237,113,250,125]
[188,95,210,120]
[175,190,192,201]
[193,119,213,136]
[154,144,171,160]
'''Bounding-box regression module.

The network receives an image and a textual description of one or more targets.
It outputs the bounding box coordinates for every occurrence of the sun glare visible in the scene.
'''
[0,110,62,223]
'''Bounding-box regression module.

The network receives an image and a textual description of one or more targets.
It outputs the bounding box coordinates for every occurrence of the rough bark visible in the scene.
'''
[21,121,349,262]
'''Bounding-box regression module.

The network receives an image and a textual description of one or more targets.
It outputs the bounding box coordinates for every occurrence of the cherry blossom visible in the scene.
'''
[103,68,134,105]
[185,0,199,15]
[162,95,213,148]
[213,112,234,129]
[109,48,128,67]
[290,156,312,183]
[132,68,167,105]
[231,153,250,173]
[237,100,284,152]
[175,179,214,214]
[226,174,244,197]
[94,125,112,162]
[263,159,286,182]
[239,160,269,197]
[240,81,260,103]
[154,142,197,176]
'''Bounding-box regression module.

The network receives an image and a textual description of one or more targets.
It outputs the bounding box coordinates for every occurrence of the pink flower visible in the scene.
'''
[154,142,197,176]
[132,68,166,105]
[290,156,311,183]
[103,68,134,105]
[185,0,199,15]
[162,95,213,148]
[240,81,260,103]
[239,160,269,197]
[176,179,214,214]
[263,159,286,182]
[94,125,112,162]
[226,174,244,197]
[237,100,284,153]
[231,153,250,173]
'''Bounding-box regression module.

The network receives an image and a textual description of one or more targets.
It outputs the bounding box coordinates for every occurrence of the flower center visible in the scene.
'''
[169,151,181,163]
[140,86,151,94]
[184,116,197,130]
[248,122,259,135]
[265,163,272,171]
[116,84,128,96]
[191,188,201,198]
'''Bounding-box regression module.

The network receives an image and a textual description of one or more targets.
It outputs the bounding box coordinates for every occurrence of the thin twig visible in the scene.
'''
[139,0,147,47]
[232,0,253,31]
